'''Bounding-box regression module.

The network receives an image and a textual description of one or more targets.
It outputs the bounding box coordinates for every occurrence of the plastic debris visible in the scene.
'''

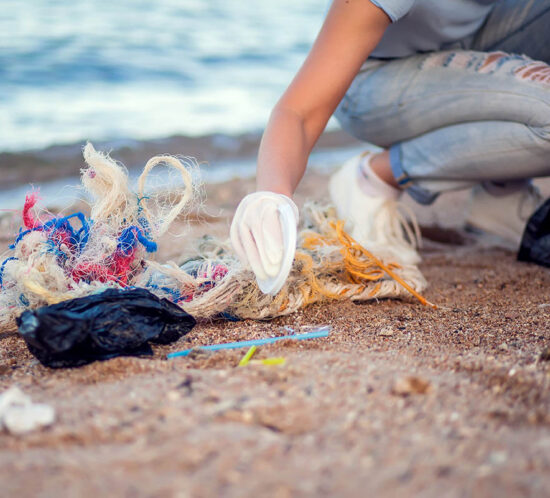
[518,198,550,267]
[238,345,285,367]
[17,288,196,368]
[250,357,286,366]
[167,325,331,359]
[238,346,257,367]
[0,144,199,333]
[0,386,55,435]
[0,144,430,336]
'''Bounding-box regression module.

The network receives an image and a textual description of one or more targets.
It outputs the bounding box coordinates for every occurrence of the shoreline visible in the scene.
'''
[0,129,361,192]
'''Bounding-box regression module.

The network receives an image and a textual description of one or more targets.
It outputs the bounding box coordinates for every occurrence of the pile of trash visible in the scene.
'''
[0,143,429,366]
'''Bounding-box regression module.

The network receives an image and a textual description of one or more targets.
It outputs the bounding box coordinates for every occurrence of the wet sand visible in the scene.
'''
[0,129,359,190]
[1,146,550,497]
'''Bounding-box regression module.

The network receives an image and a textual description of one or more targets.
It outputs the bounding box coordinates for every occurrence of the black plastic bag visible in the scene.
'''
[518,198,550,268]
[17,288,196,368]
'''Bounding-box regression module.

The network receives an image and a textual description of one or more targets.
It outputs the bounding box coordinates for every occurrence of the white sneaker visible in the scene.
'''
[465,182,543,250]
[328,151,421,265]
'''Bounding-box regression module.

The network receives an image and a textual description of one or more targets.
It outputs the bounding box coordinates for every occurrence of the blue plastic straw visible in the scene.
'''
[167,326,330,359]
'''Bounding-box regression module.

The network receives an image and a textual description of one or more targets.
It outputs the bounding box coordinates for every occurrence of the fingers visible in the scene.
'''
[230,192,298,291]
[237,220,269,281]
[254,200,283,276]
[237,196,284,278]
[230,195,273,280]
[229,196,249,266]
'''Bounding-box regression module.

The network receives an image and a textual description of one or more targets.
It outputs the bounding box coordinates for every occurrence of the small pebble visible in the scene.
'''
[167,390,181,402]
[378,327,394,337]
[488,451,508,465]
[391,376,432,396]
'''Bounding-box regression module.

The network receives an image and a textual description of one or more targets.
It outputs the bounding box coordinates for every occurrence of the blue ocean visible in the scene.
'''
[1,0,326,152]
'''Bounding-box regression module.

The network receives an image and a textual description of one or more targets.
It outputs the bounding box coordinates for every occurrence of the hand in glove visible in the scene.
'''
[230,191,298,295]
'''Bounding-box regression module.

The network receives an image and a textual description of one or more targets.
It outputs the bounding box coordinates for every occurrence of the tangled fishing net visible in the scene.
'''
[0,143,430,333]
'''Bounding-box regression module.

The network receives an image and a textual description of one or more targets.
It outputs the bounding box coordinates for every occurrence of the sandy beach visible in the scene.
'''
[1,138,549,497]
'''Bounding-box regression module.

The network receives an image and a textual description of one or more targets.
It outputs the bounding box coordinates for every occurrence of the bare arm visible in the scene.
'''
[256,0,391,196]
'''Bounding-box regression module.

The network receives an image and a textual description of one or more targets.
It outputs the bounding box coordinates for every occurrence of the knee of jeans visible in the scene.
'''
[421,50,550,135]
[479,53,550,142]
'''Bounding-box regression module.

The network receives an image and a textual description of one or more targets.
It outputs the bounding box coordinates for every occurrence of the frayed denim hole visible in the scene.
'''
[477,52,533,75]
[514,61,550,86]
[419,50,535,76]
[419,52,451,70]
[477,51,509,73]
[420,50,483,72]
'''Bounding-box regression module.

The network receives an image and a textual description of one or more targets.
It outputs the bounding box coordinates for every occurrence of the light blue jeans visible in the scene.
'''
[334,0,550,204]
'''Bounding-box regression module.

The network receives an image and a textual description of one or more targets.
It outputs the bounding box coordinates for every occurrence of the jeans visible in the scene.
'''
[334,0,550,204]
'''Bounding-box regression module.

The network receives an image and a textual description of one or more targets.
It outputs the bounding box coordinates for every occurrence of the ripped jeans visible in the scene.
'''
[334,0,550,204]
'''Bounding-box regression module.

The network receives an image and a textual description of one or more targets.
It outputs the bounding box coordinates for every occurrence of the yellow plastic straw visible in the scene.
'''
[238,345,257,367]
[250,357,286,366]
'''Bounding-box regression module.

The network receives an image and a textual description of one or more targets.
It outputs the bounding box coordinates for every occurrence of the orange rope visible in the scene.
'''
[294,251,341,305]
[332,221,436,308]
[295,220,435,308]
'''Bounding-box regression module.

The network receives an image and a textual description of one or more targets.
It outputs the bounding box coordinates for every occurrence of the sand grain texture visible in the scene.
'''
[1,170,549,497]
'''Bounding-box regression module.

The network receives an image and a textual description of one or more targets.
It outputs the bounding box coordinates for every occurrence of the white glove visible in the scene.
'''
[230,191,298,295]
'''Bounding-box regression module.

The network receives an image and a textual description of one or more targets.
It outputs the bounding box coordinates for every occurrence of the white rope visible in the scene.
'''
[0,144,429,332]
[137,155,195,237]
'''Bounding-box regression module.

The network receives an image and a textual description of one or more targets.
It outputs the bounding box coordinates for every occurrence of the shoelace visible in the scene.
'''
[372,198,421,248]
[356,152,421,251]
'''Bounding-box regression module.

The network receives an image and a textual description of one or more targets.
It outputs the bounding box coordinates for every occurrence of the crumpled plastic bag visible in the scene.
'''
[518,198,550,268]
[17,288,196,368]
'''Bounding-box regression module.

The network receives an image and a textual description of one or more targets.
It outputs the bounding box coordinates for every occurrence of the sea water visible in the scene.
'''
[1,0,326,152]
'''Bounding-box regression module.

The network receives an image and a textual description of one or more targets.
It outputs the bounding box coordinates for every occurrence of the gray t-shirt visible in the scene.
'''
[369,0,498,58]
